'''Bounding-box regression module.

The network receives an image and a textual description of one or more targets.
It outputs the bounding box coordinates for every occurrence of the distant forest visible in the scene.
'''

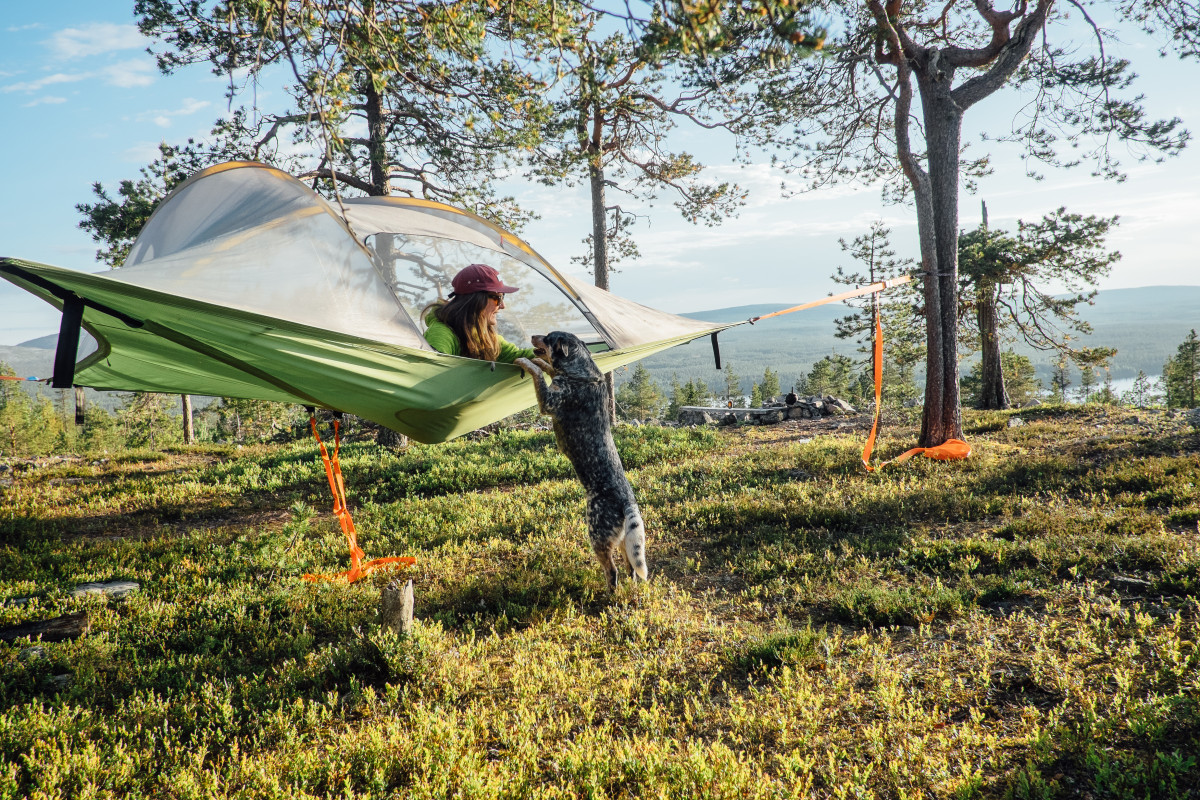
[620,285,1199,397]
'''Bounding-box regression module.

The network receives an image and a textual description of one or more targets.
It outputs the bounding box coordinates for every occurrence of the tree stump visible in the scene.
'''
[376,427,408,449]
[380,579,414,636]
[0,611,90,643]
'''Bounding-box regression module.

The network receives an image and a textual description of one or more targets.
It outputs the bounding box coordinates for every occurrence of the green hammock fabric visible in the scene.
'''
[1,258,720,444]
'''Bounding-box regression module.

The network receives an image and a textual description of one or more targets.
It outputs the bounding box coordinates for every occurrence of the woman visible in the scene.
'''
[422,263,536,363]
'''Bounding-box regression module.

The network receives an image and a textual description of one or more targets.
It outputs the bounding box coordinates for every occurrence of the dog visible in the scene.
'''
[516,331,649,591]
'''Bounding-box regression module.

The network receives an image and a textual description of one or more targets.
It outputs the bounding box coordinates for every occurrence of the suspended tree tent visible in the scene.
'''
[0,162,731,444]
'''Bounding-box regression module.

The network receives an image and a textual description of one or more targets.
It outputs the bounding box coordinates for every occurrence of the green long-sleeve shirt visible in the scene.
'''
[423,312,534,363]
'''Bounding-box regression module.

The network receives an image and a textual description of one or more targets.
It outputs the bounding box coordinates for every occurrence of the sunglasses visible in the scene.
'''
[487,292,505,304]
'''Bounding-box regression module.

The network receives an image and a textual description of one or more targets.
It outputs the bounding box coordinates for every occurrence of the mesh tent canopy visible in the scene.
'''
[1,162,730,444]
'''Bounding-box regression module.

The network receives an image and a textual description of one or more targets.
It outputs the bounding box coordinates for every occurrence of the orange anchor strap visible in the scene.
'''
[750,276,912,324]
[860,298,971,471]
[861,310,885,472]
[303,415,415,583]
[886,438,973,464]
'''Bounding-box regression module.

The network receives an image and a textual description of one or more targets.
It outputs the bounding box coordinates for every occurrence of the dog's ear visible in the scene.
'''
[555,338,571,359]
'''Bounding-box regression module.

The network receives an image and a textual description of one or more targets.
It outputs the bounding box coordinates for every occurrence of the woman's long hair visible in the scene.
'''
[424,292,500,361]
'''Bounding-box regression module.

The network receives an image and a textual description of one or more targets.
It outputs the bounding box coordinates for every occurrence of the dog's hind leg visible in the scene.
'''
[622,506,649,582]
[592,540,620,591]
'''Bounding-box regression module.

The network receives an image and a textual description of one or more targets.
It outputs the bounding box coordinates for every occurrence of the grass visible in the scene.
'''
[1,405,1199,798]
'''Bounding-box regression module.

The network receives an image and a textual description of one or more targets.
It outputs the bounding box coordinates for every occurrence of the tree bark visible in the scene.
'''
[871,0,1054,446]
[976,282,1010,409]
[915,65,965,447]
[588,158,609,292]
[0,611,90,643]
[914,182,944,446]
[380,579,415,636]
[376,426,408,449]
[364,74,390,197]
[181,394,194,444]
[588,137,618,424]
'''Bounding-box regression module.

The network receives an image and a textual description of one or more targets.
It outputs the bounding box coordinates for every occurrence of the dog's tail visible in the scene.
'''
[623,505,649,582]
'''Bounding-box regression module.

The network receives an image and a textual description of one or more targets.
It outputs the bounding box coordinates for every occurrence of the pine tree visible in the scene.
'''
[666,375,710,420]
[962,351,1042,408]
[664,0,1192,446]
[830,222,923,407]
[120,393,182,450]
[1050,357,1072,404]
[213,398,302,444]
[716,364,744,408]
[755,368,781,405]
[1074,347,1117,404]
[0,362,34,456]
[959,206,1120,409]
[80,406,122,453]
[804,354,856,400]
[1164,329,1200,409]
[1121,371,1163,408]
[615,364,666,421]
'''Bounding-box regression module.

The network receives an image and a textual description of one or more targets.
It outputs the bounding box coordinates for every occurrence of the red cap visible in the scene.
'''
[450,263,518,297]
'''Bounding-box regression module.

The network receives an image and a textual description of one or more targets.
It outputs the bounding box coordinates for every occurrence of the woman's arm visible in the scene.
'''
[423,318,462,355]
[496,336,535,364]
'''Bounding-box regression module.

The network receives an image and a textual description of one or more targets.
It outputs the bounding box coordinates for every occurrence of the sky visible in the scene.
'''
[2,1,1199,346]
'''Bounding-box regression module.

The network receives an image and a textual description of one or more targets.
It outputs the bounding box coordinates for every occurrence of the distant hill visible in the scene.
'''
[0,330,133,410]
[2,286,1195,403]
[0,343,55,383]
[629,285,1199,394]
[16,334,57,350]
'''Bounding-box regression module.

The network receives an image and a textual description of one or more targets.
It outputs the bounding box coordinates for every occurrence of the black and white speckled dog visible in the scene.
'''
[516,331,649,591]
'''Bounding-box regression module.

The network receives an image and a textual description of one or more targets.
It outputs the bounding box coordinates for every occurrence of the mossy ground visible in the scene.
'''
[2,406,1198,798]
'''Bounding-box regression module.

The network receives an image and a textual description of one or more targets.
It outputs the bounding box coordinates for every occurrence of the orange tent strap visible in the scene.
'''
[752,276,912,324]
[303,414,415,583]
[861,311,885,472]
[859,294,970,471]
[303,556,417,584]
[888,439,973,464]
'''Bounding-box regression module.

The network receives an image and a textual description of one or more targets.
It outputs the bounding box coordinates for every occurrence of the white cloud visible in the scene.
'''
[2,61,158,96]
[123,141,166,164]
[46,23,145,60]
[103,59,156,88]
[23,96,67,107]
[173,97,210,116]
[136,97,212,128]
[2,72,85,93]
[620,199,912,276]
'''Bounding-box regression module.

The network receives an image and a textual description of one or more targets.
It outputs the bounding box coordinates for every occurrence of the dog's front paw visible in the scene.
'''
[514,357,544,380]
[531,357,556,377]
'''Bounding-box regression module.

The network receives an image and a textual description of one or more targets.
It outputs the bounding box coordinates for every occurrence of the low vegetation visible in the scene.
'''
[2,406,1199,798]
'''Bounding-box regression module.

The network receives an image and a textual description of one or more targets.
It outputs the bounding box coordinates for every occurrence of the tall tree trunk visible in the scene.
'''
[364,76,390,197]
[181,394,194,444]
[366,58,406,445]
[873,0,1053,445]
[976,282,1010,409]
[588,139,617,424]
[916,69,965,447]
[588,158,609,291]
[914,180,943,446]
[880,19,949,449]
[376,427,408,449]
